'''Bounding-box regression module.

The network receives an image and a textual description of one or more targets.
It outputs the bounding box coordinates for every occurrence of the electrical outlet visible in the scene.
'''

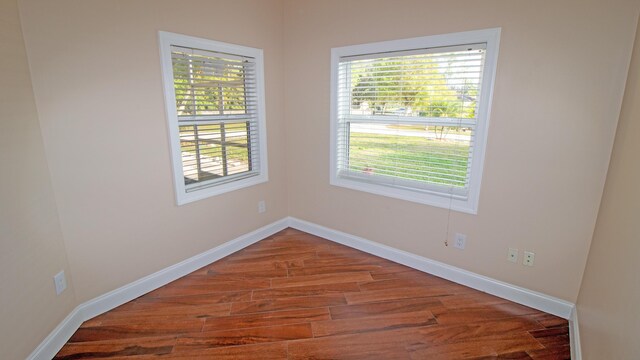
[258,200,266,213]
[54,270,67,295]
[454,233,466,249]
[523,251,535,266]
[508,248,518,263]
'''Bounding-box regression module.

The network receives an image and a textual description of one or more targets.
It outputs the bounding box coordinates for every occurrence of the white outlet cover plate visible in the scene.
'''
[54,270,67,295]
[508,248,518,263]
[523,251,535,266]
[454,233,466,249]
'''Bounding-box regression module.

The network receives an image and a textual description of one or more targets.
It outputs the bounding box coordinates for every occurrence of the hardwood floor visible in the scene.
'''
[55,228,571,359]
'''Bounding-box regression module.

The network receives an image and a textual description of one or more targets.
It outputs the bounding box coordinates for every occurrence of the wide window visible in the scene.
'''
[159,32,268,205]
[330,29,500,213]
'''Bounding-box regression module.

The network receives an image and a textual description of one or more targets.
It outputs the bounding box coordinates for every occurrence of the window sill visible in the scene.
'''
[330,176,478,214]
[175,173,268,205]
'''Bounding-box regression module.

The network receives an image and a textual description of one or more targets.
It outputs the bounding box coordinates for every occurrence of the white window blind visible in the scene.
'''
[330,29,500,213]
[172,46,260,190]
[160,32,268,205]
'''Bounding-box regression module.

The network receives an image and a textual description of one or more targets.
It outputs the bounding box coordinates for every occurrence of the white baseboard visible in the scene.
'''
[26,307,84,360]
[288,217,575,319]
[27,218,289,360]
[569,306,582,360]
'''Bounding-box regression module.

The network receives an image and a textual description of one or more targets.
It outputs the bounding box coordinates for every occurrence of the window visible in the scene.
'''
[330,29,500,214]
[159,32,268,205]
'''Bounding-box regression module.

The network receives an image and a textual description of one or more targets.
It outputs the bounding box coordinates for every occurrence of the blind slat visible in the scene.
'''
[171,44,261,188]
[336,45,486,194]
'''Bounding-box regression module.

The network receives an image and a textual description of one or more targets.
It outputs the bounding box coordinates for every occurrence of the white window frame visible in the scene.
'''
[330,28,500,214]
[159,31,268,205]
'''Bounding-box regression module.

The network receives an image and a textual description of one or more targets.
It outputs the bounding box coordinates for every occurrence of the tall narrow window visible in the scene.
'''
[159,32,267,205]
[330,29,500,213]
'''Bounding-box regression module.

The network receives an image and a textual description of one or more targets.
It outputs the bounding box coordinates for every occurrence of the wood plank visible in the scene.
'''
[407,333,544,360]
[100,302,231,320]
[433,305,542,326]
[206,259,303,273]
[222,251,317,264]
[437,292,511,309]
[534,335,570,350]
[104,342,290,360]
[287,328,418,360]
[69,318,204,342]
[302,255,389,268]
[82,314,207,327]
[367,264,415,276]
[174,323,312,352]
[158,274,271,288]
[315,243,370,256]
[485,303,543,316]
[312,310,436,337]
[251,282,361,300]
[203,308,330,332]
[270,271,374,288]
[288,263,390,276]
[528,327,569,339]
[330,297,442,320]
[367,270,462,285]
[469,352,534,359]
[54,336,175,359]
[526,345,571,360]
[230,294,347,315]
[528,327,570,350]
[135,291,252,305]
[358,277,458,292]
[145,279,271,298]
[205,268,288,279]
[167,342,289,360]
[526,313,569,329]
[345,286,453,304]
[410,317,544,345]
[239,243,320,255]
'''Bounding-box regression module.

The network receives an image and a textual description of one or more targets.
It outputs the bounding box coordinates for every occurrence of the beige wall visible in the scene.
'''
[0,0,77,358]
[19,0,288,303]
[8,1,640,357]
[283,0,640,302]
[576,15,640,359]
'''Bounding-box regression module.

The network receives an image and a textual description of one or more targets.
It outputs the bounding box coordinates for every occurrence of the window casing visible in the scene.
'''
[330,29,500,214]
[159,32,268,205]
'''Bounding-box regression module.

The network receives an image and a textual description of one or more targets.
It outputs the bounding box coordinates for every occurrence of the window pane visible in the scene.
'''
[171,48,254,117]
[223,122,251,176]
[344,48,484,121]
[337,45,486,194]
[346,123,472,188]
[179,123,251,186]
